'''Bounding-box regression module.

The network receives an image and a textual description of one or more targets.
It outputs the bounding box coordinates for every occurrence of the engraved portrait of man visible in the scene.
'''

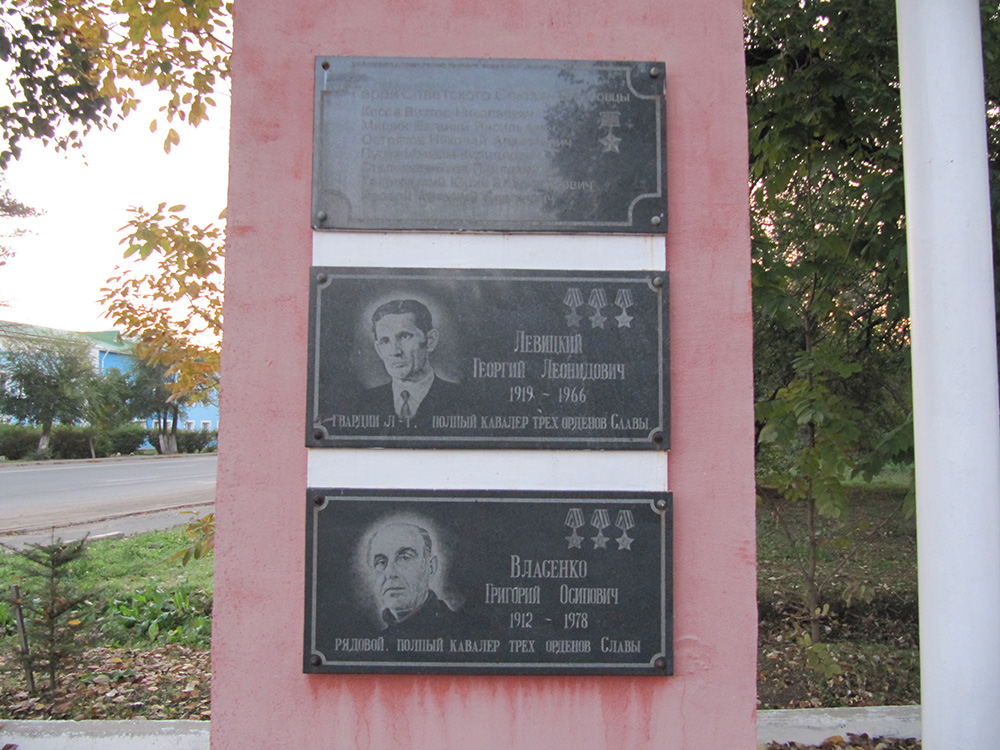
[358,298,464,427]
[366,521,458,634]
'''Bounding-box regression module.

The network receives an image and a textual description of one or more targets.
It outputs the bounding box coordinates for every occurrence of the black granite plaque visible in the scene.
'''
[312,57,666,233]
[304,489,672,675]
[306,267,669,450]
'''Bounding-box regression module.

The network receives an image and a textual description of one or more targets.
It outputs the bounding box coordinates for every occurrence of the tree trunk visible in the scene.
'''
[37,422,52,456]
[158,405,179,455]
[158,431,178,455]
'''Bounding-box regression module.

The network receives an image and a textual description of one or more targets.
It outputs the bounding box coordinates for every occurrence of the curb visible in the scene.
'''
[0,453,217,468]
[757,705,921,745]
[0,720,210,749]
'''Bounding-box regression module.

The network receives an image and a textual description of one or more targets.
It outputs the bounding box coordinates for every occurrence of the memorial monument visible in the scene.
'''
[216,1,754,747]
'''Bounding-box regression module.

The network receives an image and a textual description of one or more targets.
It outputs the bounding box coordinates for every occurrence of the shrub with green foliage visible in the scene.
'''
[176,429,217,454]
[0,424,42,460]
[49,425,92,459]
[99,424,150,456]
[0,424,152,460]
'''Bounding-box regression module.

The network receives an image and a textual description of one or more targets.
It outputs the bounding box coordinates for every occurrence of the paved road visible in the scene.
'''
[0,454,216,546]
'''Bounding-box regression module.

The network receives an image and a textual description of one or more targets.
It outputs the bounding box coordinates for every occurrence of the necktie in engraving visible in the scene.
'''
[399,390,412,423]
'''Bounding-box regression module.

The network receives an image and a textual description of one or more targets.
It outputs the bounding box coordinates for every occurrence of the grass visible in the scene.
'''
[0,527,214,650]
[74,528,214,601]
[0,527,213,611]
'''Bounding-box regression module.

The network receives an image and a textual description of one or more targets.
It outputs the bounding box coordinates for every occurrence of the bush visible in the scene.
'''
[49,425,92,459]
[0,424,153,460]
[0,424,42,460]
[176,429,217,454]
[99,424,150,456]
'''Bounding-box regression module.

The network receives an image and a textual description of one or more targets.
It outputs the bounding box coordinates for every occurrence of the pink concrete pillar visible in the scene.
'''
[215,1,755,748]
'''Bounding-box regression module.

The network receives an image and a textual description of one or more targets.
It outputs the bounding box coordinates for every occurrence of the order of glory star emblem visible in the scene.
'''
[600,132,622,153]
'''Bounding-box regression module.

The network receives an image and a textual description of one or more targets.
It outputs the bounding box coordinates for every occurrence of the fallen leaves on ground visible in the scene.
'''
[0,645,210,721]
[762,735,920,750]
[757,595,920,710]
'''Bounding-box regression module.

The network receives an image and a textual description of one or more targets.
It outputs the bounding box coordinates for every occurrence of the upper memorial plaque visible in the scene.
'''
[312,57,666,233]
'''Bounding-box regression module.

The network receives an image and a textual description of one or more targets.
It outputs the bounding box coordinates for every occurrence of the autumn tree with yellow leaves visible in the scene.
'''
[2,0,231,451]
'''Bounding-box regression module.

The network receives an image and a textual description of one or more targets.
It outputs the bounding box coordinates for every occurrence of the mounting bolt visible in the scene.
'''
[310,654,322,666]
[655,499,667,511]
[313,495,324,506]
[313,429,324,441]
[650,215,662,227]
[316,211,328,223]
[654,657,667,670]
[316,273,328,284]
[652,276,663,288]
[652,431,664,445]
[649,67,661,79]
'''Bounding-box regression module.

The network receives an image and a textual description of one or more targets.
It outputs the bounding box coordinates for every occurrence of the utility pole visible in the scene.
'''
[896,1,1000,747]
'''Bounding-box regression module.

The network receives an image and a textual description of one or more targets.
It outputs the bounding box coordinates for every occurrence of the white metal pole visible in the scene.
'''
[896,1,1000,747]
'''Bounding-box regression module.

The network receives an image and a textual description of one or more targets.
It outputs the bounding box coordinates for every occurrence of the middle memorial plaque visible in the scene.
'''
[306,267,669,450]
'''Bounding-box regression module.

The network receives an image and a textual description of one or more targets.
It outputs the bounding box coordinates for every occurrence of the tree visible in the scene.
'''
[0,0,232,167]
[0,178,41,307]
[101,202,223,409]
[126,350,189,455]
[747,0,918,645]
[0,2,230,455]
[748,0,1000,646]
[81,366,134,458]
[0,3,107,166]
[0,178,40,268]
[0,333,94,454]
[3,537,94,694]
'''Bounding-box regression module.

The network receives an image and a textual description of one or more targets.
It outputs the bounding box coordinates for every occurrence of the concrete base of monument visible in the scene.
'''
[0,719,211,749]
[757,706,921,745]
[0,706,922,749]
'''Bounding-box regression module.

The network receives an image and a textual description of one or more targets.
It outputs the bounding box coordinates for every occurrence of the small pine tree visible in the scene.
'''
[3,538,94,693]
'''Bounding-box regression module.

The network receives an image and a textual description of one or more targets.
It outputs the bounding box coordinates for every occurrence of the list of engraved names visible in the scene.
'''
[354,86,613,212]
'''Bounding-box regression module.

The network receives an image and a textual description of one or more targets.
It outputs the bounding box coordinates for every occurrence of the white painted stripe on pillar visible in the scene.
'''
[313,232,667,271]
[307,448,667,490]
[896,1,1000,747]
[309,231,668,491]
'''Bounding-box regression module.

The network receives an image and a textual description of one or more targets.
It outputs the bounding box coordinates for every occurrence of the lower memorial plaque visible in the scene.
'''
[304,489,672,675]
[306,267,669,450]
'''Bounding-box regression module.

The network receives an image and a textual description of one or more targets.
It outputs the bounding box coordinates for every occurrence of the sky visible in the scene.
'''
[0,94,231,334]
